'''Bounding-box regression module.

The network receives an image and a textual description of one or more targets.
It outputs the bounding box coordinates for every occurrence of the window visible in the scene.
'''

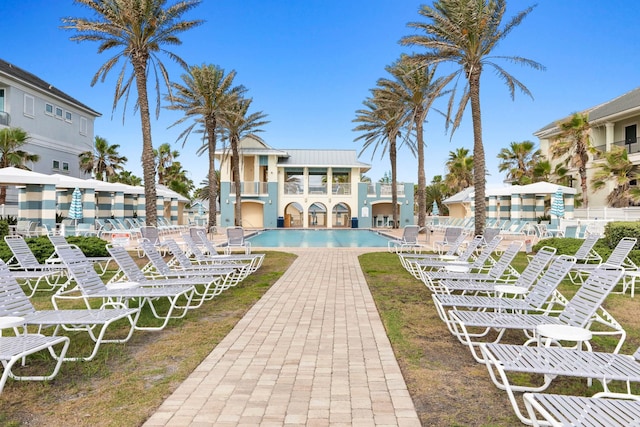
[65,111,72,122]
[24,94,35,117]
[80,116,88,135]
[45,103,54,116]
[62,162,69,171]
[55,107,63,119]
[52,160,60,169]
[0,88,4,112]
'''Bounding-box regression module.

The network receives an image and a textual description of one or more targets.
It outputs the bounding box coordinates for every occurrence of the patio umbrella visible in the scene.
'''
[68,187,83,225]
[432,200,439,216]
[549,187,565,219]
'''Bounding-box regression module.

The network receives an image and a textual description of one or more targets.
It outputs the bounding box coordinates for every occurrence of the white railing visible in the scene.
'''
[230,182,268,196]
[331,183,351,195]
[573,207,640,221]
[379,184,405,197]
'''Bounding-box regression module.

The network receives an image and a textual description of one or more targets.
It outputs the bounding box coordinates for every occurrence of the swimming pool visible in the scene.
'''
[247,229,392,248]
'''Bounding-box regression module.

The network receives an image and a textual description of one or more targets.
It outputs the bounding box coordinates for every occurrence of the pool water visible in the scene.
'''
[247,229,392,248]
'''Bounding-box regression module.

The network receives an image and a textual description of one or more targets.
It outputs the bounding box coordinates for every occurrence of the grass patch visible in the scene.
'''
[360,251,640,426]
[0,251,296,426]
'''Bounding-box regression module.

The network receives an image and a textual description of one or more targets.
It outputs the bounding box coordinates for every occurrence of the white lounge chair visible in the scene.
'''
[105,243,232,303]
[436,246,558,295]
[225,227,251,255]
[479,344,640,425]
[4,235,68,296]
[523,392,640,427]
[53,244,197,331]
[433,226,463,255]
[400,235,484,280]
[0,259,138,362]
[433,254,573,332]
[194,230,264,271]
[569,236,637,284]
[47,234,114,276]
[418,241,522,294]
[180,232,264,273]
[0,331,69,394]
[387,225,424,253]
[448,266,626,362]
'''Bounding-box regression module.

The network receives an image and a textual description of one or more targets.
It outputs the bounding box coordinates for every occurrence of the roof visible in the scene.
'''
[534,86,640,137]
[0,58,100,117]
[277,149,371,171]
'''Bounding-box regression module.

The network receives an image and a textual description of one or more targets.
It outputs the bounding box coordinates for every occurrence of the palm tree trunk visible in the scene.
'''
[416,113,426,231]
[133,62,158,226]
[469,71,486,237]
[206,117,218,229]
[390,135,398,228]
[231,136,242,226]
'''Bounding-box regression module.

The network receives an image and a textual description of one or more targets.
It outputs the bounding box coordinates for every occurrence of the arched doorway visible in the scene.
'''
[284,202,303,227]
[332,203,351,228]
[308,202,327,228]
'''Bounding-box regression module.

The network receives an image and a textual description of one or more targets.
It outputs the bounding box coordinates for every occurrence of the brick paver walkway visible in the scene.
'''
[144,248,421,426]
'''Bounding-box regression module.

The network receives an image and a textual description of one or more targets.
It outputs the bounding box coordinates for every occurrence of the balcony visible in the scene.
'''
[230,181,268,196]
[0,111,9,126]
[379,184,405,197]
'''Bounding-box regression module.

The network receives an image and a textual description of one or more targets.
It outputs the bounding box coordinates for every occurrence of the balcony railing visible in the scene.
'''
[613,139,640,154]
[230,181,268,196]
[380,184,405,196]
[284,182,303,195]
[308,184,326,195]
[331,183,351,195]
[0,112,9,126]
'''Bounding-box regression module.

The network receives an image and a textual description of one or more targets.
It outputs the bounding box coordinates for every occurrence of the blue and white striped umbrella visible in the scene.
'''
[68,187,83,223]
[549,187,565,219]
[432,200,439,216]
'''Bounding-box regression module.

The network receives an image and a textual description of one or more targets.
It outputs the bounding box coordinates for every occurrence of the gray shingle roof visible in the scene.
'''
[277,149,370,170]
[0,58,100,117]
[534,86,640,137]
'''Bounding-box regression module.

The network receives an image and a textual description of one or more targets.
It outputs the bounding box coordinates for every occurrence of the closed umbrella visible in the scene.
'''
[549,188,565,219]
[68,188,83,226]
[432,200,439,216]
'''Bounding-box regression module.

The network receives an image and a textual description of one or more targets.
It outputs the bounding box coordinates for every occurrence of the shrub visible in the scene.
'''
[603,221,640,250]
[0,220,9,238]
[532,235,640,267]
[0,236,109,264]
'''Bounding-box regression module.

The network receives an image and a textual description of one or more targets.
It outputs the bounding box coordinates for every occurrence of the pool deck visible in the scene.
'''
[143,228,528,426]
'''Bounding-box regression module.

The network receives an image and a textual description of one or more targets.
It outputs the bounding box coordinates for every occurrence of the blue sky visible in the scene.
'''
[2,0,640,189]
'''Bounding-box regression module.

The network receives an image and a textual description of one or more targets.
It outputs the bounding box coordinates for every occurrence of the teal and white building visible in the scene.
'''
[443,182,576,221]
[216,137,414,229]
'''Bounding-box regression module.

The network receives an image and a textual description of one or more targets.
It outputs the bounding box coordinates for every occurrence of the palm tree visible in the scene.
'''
[111,170,142,186]
[154,142,180,185]
[220,98,269,226]
[380,54,450,231]
[497,140,540,185]
[0,127,39,204]
[401,0,544,235]
[166,64,244,229]
[164,161,194,198]
[425,175,450,216]
[549,112,596,207]
[63,0,203,226]
[591,145,640,207]
[79,136,127,181]
[532,160,570,185]
[353,90,406,228]
[444,148,473,194]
